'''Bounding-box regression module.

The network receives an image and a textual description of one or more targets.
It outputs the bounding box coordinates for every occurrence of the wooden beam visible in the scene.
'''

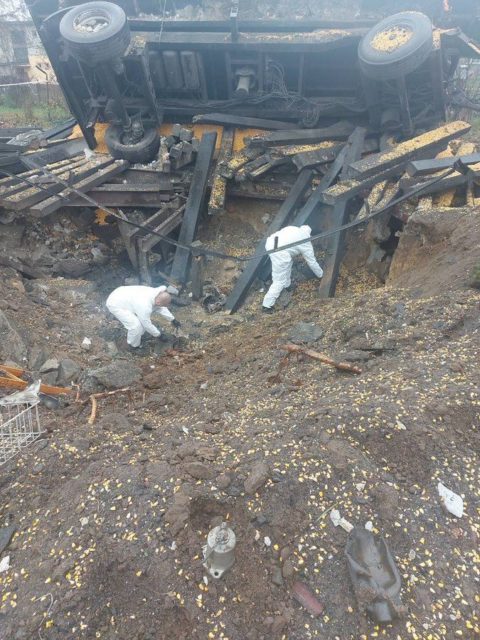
[348,121,471,179]
[406,152,480,177]
[208,127,234,215]
[399,164,480,196]
[224,169,313,313]
[247,121,357,148]
[193,113,294,129]
[170,131,217,283]
[319,127,366,299]
[65,191,172,208]
[321,162,406,205]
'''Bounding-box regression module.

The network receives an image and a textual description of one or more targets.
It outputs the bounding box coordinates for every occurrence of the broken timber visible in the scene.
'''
[319,127,366,299]
[348,121,471,179]
[406,152,480,177]
[193,113,294,129]
[170,131,217,284]
[399,163,480,196]
[224,169,313,314]
[208,127,234,215]
[248,121,357,148]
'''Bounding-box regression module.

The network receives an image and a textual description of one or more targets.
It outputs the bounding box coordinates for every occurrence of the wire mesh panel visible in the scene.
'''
[0,401,42,465]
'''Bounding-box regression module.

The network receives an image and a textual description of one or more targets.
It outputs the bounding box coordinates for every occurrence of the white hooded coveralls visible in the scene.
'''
[106,285,175,348]
[263,225,323,308]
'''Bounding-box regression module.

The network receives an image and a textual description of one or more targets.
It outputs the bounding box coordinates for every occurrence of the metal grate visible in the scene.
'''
[0,401,42,465]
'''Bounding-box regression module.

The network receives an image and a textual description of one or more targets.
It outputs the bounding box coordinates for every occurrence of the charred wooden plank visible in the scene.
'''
[227,181,290,201]
[170,131,217,283]
[321,163,406,205]
[292,144,345,170]
[406,152,480,177]
[30,160,129,217]
[208,128,234,215]
[399,163,480,196]
[348,121,471,179]
[65,191,172,207]
[319,127,366,299]
[224,169,313,313]
[247,121,357,148]
[193,113,294,129]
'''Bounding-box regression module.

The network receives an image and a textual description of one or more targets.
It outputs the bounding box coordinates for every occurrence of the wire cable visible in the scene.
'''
[10,155,458,263]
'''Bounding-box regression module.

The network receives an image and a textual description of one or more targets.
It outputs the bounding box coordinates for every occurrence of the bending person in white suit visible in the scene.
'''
[106,285,180,348]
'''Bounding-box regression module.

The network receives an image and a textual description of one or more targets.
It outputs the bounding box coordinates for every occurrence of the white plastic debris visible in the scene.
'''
[181,426,189,435]
[254,530,260,541]
[438,482,463,518]
[79,517,89,527]
[396,419,407,430]
[81,337,92,351]
[264,536,272,547]
[355,482,366,492]
[169,541,177,551]
[0,380,40,406]
[408,549,416,561]
[364,521,373,531]
[330,509,354,533]
[0,555,10,573]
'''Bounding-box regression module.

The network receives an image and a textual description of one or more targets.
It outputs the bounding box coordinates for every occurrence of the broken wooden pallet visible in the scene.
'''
[30,160,129,217]
[0,156,115,211]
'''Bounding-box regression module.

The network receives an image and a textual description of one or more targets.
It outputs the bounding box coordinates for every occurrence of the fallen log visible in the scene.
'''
[282,344,362,374]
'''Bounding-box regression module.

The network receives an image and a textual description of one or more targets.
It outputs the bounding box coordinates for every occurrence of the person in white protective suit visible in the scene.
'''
[262,225,323,311]
[106,285,180,348]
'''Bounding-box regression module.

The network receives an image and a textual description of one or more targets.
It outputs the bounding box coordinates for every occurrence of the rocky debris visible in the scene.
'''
[164,492,191,536]
[97,413,131,432]
[84,362,142,391]
[0,525,16,555]
[39,358,60,385]
[287,321,324,344]
[183,461,214,480]
[216,473,232,489]
[0,310,27,363]
[371,484,399,521]
[55,258,91,278]
[244,461,270,494]
[291,581,324,616]
[58,358,81,385]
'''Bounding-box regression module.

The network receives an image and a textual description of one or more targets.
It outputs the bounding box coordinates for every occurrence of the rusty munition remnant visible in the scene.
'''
[202,522,236,579]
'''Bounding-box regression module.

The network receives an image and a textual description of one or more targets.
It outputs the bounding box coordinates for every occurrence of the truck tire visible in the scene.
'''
[105,125,160,164]
[358,12,433,81]
[60,1,130,65]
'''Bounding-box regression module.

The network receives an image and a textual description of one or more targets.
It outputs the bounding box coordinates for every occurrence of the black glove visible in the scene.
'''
[172,319,181,329]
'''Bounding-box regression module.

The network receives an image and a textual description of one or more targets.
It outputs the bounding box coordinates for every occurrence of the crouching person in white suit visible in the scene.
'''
[106,285,180,348]
[262,225,323,312]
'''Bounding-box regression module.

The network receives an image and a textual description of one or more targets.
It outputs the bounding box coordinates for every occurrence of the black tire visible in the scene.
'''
[358,12,433,81]
[60,1,130,65]
[105,125,160,163]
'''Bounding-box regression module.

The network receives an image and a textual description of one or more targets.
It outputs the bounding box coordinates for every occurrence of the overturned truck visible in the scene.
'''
[26,0,480,162]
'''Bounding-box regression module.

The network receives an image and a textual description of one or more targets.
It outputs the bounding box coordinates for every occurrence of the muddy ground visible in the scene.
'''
[0,200,479,640]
